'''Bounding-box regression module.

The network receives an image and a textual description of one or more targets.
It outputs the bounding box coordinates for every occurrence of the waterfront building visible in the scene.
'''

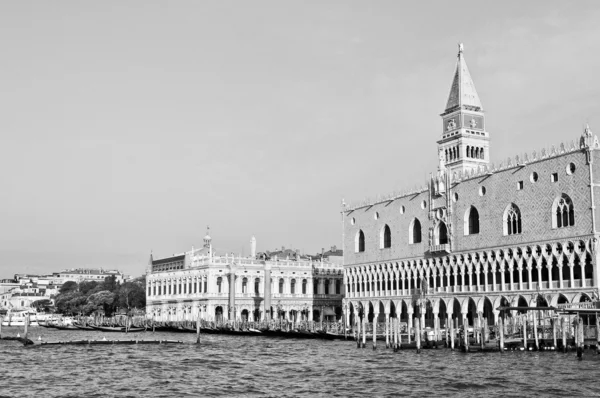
[145,233,344,323]
[341,44,600,331]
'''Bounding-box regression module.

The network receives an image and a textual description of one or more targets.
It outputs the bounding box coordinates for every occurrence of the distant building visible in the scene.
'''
[146,233,344,323]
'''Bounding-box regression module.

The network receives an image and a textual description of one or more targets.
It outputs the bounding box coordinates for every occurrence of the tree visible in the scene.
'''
[79,281,98,295]
[87,290,116,316]
[60,281,78,295]
[117,281,146,311]
[101,275,118,293]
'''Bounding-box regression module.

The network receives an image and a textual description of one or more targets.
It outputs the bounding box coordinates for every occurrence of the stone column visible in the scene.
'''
[228,267,236,321]
[407,307,414,344]
[569,261,575,288]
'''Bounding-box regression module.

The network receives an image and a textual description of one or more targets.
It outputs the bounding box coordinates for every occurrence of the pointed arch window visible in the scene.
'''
[355,230,365,253]
[464,206,480,235]
[409,218,422,244]
[380,224,392,249]
[436,222,448,245]
[553,194,574,228]
[503,203,522,235]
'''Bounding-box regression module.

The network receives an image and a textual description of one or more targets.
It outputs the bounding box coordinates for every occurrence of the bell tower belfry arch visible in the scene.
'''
[438,43,490,175]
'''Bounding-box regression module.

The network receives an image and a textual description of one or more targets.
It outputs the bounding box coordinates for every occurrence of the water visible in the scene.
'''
[1,327,599,397]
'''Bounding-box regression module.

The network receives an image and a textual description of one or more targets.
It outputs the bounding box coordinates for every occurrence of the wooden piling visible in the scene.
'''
[499,317,504,352]
[450,319,455,350]
[445,317,448,347]
[480,319,485,350]
[24,313,29,342]
[561,317,567,352]
[596,315,600,354]
[533,312,539,350]
[385,316,389,349]
[523,315,527,350]
[0,316,3,339]
[463,320,468,351]
[415,317,421,353]
[552,318,557,349]
[196,314,201,344]
[362,318,366,348]
[372,317,377,350]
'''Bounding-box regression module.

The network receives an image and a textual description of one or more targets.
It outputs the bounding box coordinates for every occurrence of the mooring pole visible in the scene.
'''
[523,314,528,350]
[450,318,455,350]
[24,313,29,342]
[362,317,366,349]
[0,316,3,339]
[415,317,421,354]
[463,320,468,352]
[499,317,504,352]
[531,311,540,350]
[596,315,600,355]
[552,318,557,349]
[356,317,361,349]
[561,316,567,352]
[372,316,377,350]
[196,308,201,344]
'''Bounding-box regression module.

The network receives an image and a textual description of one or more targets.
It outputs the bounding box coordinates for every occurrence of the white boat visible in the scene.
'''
[1,310,55,327]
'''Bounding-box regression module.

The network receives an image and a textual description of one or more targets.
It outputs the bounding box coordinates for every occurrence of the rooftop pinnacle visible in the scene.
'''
[445,43,482,113]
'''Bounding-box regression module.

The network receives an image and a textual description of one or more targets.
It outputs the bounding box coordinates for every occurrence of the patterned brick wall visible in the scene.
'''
[344,148,596,265]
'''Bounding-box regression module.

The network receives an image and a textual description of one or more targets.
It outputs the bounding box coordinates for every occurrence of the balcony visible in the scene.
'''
[429,244,450,253]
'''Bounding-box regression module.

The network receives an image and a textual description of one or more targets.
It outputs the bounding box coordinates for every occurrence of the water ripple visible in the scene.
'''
[0,327,599,397]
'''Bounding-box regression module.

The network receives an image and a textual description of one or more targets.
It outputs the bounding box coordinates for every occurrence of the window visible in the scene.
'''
[302,279,307,294]
[530,172,538,183]
[324,280,330,295]
[279,278,284,294]
[504,203,522,235]
[400,205,405,214]
[553,194,574,228]
[517,181,523,190]
[436,222,448,245]
[242,278,248,294]
[335,280,341,294]
[479,186,486,196]
[254,278,260,294]
[290,279,296,294]
[551,173,558,182]
[374,212,379,220]
[355,230,365,252]
[409,218,422,244]
[464,206,480,235]
[217,277,222,293]
[314,279,319,294]
[381,224,392,249]
[567,162,576,175]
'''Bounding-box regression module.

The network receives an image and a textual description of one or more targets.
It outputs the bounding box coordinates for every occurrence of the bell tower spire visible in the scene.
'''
[438,43,489,175]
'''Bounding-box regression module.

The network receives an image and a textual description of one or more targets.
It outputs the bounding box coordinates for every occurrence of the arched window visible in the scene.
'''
[302,279,307,294]
[217,277,222,294]
[466,145,470,158]
[254,278,260,294]
[335,280,341,294]
[436,222,448,245]
[355,230,365,252]
[409,218,422,244]
[480,148,485,159]
[553,194,574,228]
[503,203,522,235]
[381,224,392,248]
[464,206,480,235]
[279,278,284,294]
[242,277,248,294]
[314,279,319,294]
[324,280,330,295]
[290,279,296,294]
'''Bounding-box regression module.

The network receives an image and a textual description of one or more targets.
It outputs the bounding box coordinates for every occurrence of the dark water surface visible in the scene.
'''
[0,327,598,397]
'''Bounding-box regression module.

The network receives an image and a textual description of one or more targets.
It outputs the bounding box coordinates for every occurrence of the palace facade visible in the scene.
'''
[342,44,600,331]
[145,234,344,322]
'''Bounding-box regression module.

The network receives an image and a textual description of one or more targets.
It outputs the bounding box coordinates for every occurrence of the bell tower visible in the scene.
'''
[438,43,490,175]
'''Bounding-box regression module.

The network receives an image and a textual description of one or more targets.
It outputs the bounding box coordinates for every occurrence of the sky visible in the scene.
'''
[1,1,600,279]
